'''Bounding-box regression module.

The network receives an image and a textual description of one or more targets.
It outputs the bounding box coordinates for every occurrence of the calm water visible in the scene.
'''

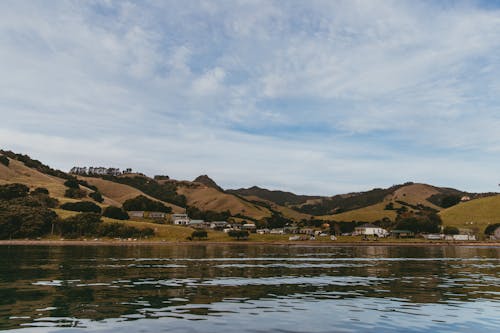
[0,245,499,332]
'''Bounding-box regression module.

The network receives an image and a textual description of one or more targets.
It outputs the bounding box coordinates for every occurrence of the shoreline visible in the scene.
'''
[0,240,498,247]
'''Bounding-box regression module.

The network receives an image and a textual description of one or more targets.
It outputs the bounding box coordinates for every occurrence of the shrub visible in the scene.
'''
[191,230,208,240]
[103,206,129,220]
[0,155,9,166]
[64,179,80,189]
[0,183,30,200]
[57,213,102,238]
[64,188,87,199]
[228,230,249,240]
[443,226,460,235]
[77,180,98,191]
[32,187,49,195]
[122,195,171,213]
[89,191,104,203]
[60,201,102,213]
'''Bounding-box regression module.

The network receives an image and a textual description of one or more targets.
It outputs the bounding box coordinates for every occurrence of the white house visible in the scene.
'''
[354,224,388,237]
[210,221,228,230]
[242,223,257,232]
[172,214,190,225]
[188,220,206,229]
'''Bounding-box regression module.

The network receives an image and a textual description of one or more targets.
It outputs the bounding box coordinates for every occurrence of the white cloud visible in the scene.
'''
[1,0,500,194]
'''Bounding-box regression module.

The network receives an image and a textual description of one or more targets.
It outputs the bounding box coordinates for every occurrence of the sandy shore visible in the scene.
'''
[0,240,498,247]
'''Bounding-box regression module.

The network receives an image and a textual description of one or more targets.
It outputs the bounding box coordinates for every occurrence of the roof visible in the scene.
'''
[391,230,414,233]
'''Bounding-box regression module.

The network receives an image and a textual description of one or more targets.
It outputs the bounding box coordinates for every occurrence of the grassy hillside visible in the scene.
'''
[176,183,272,220]
[387,183,442,210]
[440,195,500,234]
[77,176,184,213]
[0,158,71,199]
[227,186,320,206]
[318,202,397,222]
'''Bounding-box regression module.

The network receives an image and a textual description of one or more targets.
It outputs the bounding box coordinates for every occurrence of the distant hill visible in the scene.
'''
[193,175,224,192]
[227,186,321,206]
[1,149,499,229]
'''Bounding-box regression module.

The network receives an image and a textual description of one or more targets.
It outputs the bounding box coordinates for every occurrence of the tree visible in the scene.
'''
[0,155,9,166]
[0,203,57,239]
[228,230,249,240]
[443,226,460,235]
[60,201,102,213]
[191,230,208,240]
[64,179,80,189]
[32,187,49,195]
[122,195,171,213]
[98,223,154,238]
[89,191,104,203]
[102,206,129,220]
[57,213,102,238]
[441,195,461,208]
[0,183,30,200]
[64,188,87,199]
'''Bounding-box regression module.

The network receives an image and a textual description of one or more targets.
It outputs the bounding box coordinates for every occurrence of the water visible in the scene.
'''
[0,245,499,332]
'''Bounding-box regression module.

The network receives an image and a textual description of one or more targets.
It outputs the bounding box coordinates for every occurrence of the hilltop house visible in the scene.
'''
[128,211,145,218]
[354,224,388,237]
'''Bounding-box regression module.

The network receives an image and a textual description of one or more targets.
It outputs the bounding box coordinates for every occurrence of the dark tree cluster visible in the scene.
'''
[60,201,102,214]
[0,155,9,166]
[228,230,249,240]
[89,191,104,203]
[191,230,208,240]
[102,206,129,220]
[484,223,500,235]
[187,206,230,222]
[122,195,172,213]
[0,201,57,239]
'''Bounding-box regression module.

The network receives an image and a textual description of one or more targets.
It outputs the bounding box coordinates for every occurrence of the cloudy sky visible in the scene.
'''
[1,0,500,195]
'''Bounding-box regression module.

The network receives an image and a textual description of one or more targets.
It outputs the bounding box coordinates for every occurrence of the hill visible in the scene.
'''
[227,186,321,206]
[440,195,500,234]
[193,175,224,192]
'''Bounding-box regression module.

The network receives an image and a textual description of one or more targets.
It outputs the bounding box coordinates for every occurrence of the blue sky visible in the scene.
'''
[1,0,500,195]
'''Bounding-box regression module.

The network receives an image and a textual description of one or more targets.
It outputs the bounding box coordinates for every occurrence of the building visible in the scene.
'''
[128,211,145,218]
[423,234,443,240]
[354,224,388,237]
[461,196,471,202]
[210,221,228,230]
[188,220,206,229]
[172,214,190,225]
[390,230,415,238]
[148,212,166,219]
[257,228,270,234]
[242,223,257,232]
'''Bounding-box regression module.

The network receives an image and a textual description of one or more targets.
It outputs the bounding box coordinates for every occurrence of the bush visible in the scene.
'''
[65,188,87,199]
[122,195,172,213]
[228,230,249,240]
[32,187,49,195]
[443,226,460,235]
[103,206,129,220]
[89,191,104,203]
[60,201,102,213]
[0,155,9,166]
[56,213,102,238]
[77,180,98,191]
[191,230,208,240]
[10,193,59,208]
[64,179,80,189]
[0,183,30,200]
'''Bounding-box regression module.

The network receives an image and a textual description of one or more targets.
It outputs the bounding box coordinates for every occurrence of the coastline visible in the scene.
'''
[0,240,498,247]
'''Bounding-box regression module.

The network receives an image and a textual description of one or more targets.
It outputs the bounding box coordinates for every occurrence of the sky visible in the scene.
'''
[1,0,500,195]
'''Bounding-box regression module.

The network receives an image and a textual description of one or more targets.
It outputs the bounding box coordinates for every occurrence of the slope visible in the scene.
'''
[440,195,500,234]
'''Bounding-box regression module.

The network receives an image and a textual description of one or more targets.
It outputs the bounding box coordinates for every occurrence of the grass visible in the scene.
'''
[317,202,397,222]
[440,195,500,234]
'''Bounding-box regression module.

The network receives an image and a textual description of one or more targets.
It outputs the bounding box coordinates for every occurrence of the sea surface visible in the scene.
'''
[0,245,499,332]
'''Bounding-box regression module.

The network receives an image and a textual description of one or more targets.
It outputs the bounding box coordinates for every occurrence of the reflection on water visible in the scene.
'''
[0,245,499,332]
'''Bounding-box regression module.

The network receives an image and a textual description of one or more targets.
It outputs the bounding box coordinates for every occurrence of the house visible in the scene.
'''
[451,234,476,241]
[390,230,415,238]
[210,221,228,230]
[299,228,315,235]
[269,228,284,234]
[242,223,257,232]
[189,220,207,229]
[128,211,145,218]
[148,212,166,219]
[172,214,190,225]
[423,234,443,240]
[461,196,471,202]
[354,224,388,237]
[257,228,270,234]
